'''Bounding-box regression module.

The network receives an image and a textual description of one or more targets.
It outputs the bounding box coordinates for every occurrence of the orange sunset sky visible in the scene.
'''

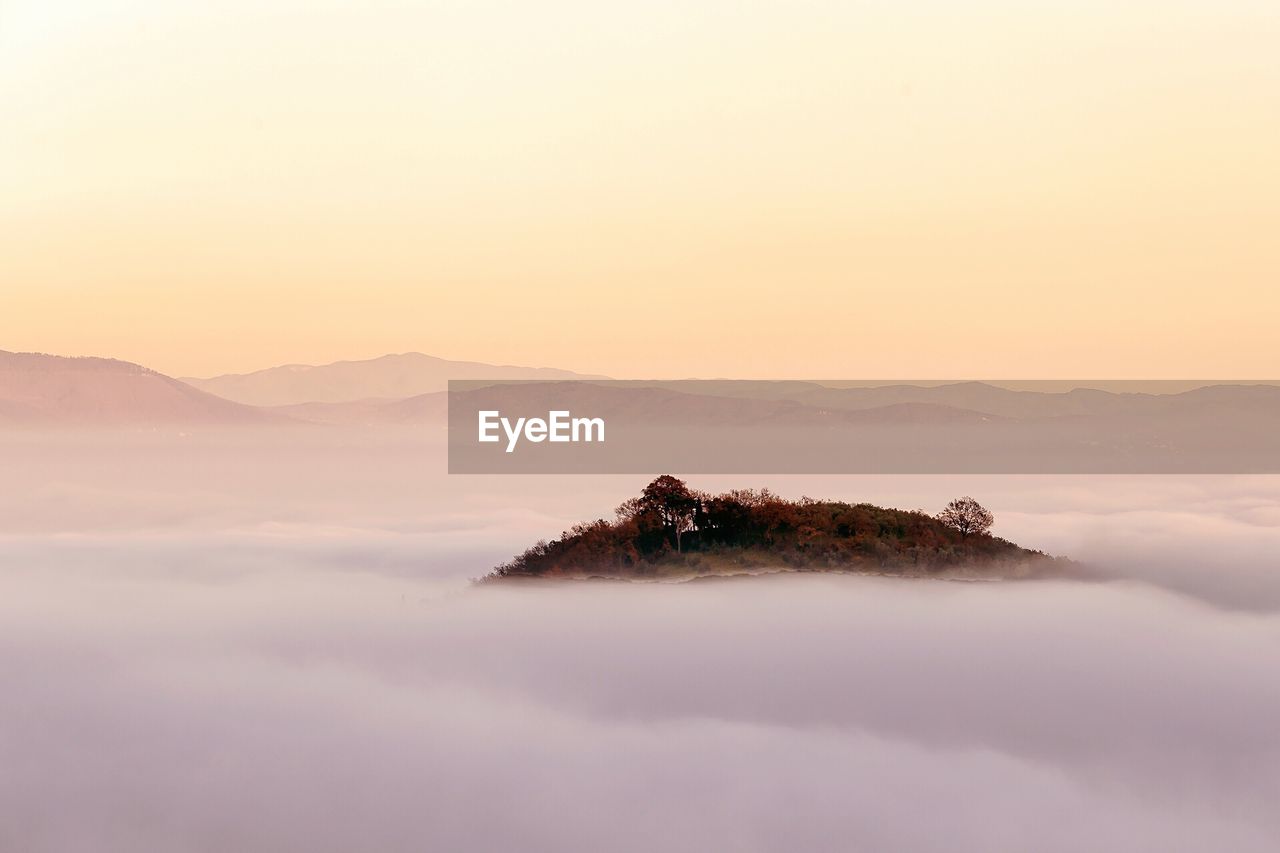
[2,0,1277,379]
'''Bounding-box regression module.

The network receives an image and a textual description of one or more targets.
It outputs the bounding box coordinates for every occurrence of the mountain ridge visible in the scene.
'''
[0,350,287,426]
[182,352,608,406]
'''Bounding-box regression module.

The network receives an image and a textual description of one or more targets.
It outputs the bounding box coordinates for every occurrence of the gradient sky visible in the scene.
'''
[2,0,1277,379]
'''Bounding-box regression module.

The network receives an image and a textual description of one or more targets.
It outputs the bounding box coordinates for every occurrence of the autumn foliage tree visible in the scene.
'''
[936,497,995,539]
[618,474,699,552]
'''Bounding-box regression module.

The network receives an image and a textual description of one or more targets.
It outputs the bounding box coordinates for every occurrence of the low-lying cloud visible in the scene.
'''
[2,432,1279,851]
[3,570,1278,852]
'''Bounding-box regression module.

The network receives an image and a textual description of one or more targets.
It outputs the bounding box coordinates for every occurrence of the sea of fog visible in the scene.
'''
[1,428,1278,852]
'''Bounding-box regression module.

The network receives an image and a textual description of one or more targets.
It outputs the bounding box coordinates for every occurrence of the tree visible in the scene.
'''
[937,497,994,539]
[637,475,699,552]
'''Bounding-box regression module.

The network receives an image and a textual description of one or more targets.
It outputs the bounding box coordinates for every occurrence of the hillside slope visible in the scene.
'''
[0,351,285,425]
[485,477,1061,582]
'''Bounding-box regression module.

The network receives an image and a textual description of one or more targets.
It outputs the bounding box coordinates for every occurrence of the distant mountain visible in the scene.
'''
[183,353,607,406]
[785,381,1280,420]
[0,351,285,426]
[623,380,1280,422]
[448,380,1280,473]
[271,391,448,426]
[280,383,1011,428]
[787,381,1146,419]
[448,381,1008,427]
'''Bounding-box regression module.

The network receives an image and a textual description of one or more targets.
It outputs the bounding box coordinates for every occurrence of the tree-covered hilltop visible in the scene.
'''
[484,476,1059,582]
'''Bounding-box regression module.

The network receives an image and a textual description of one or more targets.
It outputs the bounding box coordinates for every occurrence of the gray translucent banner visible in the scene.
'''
[448,380,1280,473]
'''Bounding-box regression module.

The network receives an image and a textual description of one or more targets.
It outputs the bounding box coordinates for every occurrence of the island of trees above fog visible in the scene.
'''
[483,476,1067,583]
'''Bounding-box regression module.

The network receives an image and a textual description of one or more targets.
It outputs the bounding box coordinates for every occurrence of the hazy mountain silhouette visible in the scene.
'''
[8,348,1279,470]
[183,353,607,406]
[448,380,1280,473]
[786,381,1280,420]
[281,383,1011,427]
[0,351,286,425]
[271,391,448,426]
[449,382,1008,427]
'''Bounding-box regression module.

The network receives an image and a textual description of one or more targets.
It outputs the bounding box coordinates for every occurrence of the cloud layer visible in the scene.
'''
[2,432,1279,851]
[3,568,1278,853]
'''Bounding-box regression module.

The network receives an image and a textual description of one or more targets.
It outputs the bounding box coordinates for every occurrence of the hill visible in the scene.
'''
[270,391,447,425]
[183,352,608,406]
[482,476,1061,582]
[0,351,286,426]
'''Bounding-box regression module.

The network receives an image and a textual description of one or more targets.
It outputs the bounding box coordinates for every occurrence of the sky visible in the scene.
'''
[2,0,1278,379]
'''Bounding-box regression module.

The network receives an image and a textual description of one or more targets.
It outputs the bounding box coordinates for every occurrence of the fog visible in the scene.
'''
[2,429,1279,851]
